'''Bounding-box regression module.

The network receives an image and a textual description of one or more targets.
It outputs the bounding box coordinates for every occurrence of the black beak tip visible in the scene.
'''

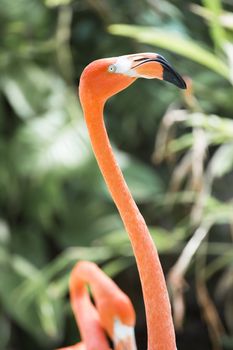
[155,55,186,89]
[163,66,187,89]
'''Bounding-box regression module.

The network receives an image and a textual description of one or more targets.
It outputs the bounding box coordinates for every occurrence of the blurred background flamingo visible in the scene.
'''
[58,261,136,350]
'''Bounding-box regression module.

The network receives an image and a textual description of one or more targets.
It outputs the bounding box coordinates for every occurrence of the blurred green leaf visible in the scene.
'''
[202,0,227,49]
[45,0,71,7]
[37,289,63,338]
[16,112,90,175]
[204,199,233,225]
[0,254,64,344]
[191,4,233,31]
[1,64,69,119]
[166,113,233,155]
[208,143,233,178]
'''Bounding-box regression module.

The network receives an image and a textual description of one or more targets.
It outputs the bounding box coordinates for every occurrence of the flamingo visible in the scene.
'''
[59,53,186,350]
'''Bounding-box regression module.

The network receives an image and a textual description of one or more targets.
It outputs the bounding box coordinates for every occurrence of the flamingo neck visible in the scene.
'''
[70,261,135,350]
[80,92,176,350]
[70,266,110,350]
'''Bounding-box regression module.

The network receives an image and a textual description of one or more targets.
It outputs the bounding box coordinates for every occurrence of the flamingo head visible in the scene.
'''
[79,52,186,104]
[93,281,137,349]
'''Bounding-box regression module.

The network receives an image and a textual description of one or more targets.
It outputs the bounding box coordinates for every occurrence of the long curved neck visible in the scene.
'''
[80,92,176,350]
[70,263,110,350]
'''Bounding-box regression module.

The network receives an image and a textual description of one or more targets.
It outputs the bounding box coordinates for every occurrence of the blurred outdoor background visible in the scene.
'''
[0,0,233,349]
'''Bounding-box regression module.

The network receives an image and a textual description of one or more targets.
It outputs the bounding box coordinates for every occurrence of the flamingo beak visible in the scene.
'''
[113,319,137,350]
[130,54,186,89]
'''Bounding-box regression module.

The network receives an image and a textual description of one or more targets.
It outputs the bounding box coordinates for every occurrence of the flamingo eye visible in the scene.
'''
[108,64,117,73]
